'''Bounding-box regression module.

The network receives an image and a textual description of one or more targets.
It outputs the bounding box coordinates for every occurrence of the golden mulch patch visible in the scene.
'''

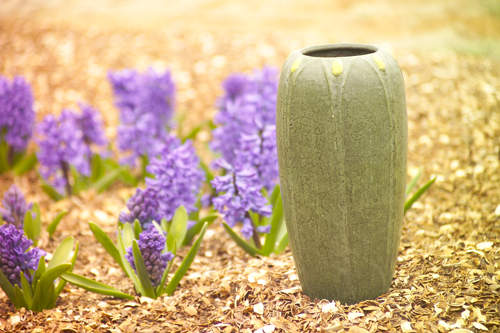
[0,19,499,333]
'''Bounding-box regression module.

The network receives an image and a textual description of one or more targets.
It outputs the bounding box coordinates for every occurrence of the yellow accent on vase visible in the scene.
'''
[331,59,343,76]
[373,55,386,72]
[291,58,303,73]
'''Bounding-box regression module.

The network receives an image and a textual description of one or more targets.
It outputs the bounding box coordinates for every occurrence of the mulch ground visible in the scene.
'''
[0,18,499,333]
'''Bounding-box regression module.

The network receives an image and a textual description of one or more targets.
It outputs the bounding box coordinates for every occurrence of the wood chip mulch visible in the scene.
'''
[0,18,499,333]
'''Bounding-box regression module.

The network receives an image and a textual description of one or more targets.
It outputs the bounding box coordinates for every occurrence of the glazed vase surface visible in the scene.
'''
[276,43,408,304]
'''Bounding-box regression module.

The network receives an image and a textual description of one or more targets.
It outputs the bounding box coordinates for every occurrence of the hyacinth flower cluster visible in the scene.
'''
[66,205,209,300]
[210,67,280,191]
[0,184,33,229]
[0,224,45,287]
[210,159,287,257]
[118,187,162,231]
[108,68,176,167]
[124,227,174,287]
[36,104,109,198]
[0,75,36,174]
[145,137,205,221]
[0,224,79,311]
[209,68,286,255]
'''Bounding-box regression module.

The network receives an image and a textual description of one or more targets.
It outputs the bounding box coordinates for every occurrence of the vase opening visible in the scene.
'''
[302,44,378,58]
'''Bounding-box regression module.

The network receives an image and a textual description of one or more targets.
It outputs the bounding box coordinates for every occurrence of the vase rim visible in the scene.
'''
[299,43,380,59]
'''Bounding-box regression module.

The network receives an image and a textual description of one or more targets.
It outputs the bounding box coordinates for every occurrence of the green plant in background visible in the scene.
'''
[405,167,436,214]
[0,224,79,311]
[0,184,67,245]
[0,76,38,176]
[62,206,207,299]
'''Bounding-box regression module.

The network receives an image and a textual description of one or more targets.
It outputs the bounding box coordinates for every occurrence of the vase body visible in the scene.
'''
[276,43,407,304]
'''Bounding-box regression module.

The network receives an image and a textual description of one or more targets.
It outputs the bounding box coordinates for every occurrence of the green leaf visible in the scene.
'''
[92,167,123,193]
[116,228,144,295]
[269,184,281,207]
[13,285,27,310]
[90,154,105,181]
[12,153,37,175]
[406,167,423,196]
[140,155,151,179]
[200,161,215,183]
[23,210,35,244]
[32,255,46,292]
[133,219,142,239]
[61,272,134,300]
[122,223,134,248]
[71,165,88,194]
[55,240,79,296]
[404,177,436,214]
[31,203,42,242]
[161,218,169,233]
[275,232,289,255]
[248,210,260,226]
[222,222,263,257]
[151,221,164,236]
[41,184,64,201]
[181,124,203,143]
[167,206,188,254]
[164,222,207,296]
[20,272,33,309]
[31,263,71,310]
[156,250,176,296]
[262,191,284,256]
[89,222,125,271]
[132,240,156,298]
[183,213,218,246]
[47,211,67,238]
[119,167,138,187]
[47,237,74,270]
[0,137,9,173]
[0,267,18,307]
[39,263,71,292]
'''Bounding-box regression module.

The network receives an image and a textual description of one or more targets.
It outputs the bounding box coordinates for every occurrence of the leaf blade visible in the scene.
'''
[61,272,134,300]
[222,222,263,257]
[164,222,207,296]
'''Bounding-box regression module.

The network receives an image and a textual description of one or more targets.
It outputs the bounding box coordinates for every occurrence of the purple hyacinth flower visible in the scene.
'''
[119,188,163,230]
[211,159,272,240]
[0,76,35,153]
[36,110,90,195]
[76,103,107,149]
[145,140,205,221]
[0,185,33,229]
[125,227,174,287]
[109,68,176,166]
[210,67,279,190]
[0,224,46,287]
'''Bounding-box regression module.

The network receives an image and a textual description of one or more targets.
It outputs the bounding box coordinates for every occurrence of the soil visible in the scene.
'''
[0,1,499,332]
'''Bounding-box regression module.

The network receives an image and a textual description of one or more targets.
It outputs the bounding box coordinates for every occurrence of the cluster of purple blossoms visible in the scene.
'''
[211,159,272,239]
[75,103,107,155]
[36,104,107,194]
[36,110,90,194]
[146,140,205,221]
[0,224,45,287]
[108,68,176,166]
[125,227,174,287]
[0,185,33,229]
[211,67,279,190]
[0,76,35,153]
[118,187,162,230]
[210,68,279,239]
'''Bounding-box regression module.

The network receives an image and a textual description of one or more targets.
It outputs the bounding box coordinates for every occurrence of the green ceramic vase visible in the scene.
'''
[276,43,407,304]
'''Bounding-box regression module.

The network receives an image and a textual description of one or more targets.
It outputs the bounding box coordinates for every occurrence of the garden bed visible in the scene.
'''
[0,18,499,333]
